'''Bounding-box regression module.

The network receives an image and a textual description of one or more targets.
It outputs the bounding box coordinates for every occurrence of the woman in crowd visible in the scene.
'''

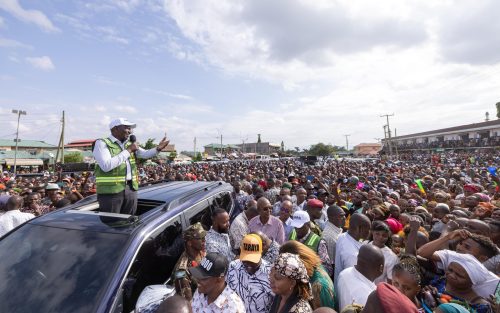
[425,256,495,313]
[391,255,425,312]
[279,241,335,310]
[366,220,399,283]
[268,252,313,313]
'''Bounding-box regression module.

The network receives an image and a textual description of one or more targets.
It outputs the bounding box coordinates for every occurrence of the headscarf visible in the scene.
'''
[436,250,499,298]
[463,184,482,193]
[273,253,309,284]
[385,217,403,234]
[436,303,470,313]
[474,193,491,203]
[376,283,418,313]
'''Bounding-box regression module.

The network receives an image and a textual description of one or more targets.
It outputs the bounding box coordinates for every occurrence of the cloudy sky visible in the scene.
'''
[1,0,499,151]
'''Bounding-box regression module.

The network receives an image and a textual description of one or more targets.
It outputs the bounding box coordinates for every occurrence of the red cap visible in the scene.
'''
[307,199,323,208]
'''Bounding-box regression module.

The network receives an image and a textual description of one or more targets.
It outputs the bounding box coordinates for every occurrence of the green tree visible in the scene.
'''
[257,134,262,143]
[308,143,335,156]
[496,102,500,119]
[168,151,177,161]
[64,152,83,163]
[193,152,203,162]
[140,138,156,150]
[285,149,298,156]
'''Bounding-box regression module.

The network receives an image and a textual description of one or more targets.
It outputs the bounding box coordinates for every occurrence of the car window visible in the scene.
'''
[0,224,128,313]
[120,216,183,312]
[208,191,233,214]
[182,200,211,230]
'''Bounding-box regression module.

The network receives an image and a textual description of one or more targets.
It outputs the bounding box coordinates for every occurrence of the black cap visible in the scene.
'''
[189,252,228,279]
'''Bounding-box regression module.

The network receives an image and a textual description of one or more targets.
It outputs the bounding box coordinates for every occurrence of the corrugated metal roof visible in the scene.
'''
[0,151,39,159]
[0,139,57,148]
[204,143,240,149]
[391,119,500,140]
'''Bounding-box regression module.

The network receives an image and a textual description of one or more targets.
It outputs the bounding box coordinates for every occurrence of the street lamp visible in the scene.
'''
[12,109,27,175]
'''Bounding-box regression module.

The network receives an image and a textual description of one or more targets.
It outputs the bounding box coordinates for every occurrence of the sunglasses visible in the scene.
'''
[280,207,290,213]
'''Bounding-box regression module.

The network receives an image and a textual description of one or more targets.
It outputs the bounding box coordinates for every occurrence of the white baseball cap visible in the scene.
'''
[45,183,60,190]
[109,118,136,130]
[289,210,310,228]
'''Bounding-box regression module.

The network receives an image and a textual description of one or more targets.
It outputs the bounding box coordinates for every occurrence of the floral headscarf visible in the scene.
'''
[273,253,310,284]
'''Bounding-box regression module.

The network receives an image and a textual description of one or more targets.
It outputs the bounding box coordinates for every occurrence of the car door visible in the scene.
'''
[112,214,184,313]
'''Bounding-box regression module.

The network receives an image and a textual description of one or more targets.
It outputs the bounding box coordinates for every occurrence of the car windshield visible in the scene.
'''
[0,224,128,313]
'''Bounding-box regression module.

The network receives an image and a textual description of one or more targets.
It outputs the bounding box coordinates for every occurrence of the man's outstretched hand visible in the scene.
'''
[156,137,170,152]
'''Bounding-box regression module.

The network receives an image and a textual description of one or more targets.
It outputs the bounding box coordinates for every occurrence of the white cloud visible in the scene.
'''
[114,105,138,113]
[434,0,500,65]
[25,56,55,71]
[94,76,125,86]
[162,0,429,88]
[0,0,59,32]
[96,26,129,45]
[142,87,193,100]
[0,37,32,49]
[107,0,141,13]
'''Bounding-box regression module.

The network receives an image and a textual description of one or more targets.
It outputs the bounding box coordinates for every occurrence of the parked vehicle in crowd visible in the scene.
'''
[0,181,234,313]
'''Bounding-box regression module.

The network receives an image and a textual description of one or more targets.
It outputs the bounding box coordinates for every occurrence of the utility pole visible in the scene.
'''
[193,137,197,160]
[343,134,351,151]
[12,109,27,175]
[380,113,394,158]
[241,135,248,158]
[394,128,399,158]
[55,110,65,164]
[220,134,223,161]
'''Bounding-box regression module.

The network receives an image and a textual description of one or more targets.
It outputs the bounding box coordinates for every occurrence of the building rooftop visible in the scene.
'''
[391,119,500,140]
[0,139,57,148]
[204,143,241,149]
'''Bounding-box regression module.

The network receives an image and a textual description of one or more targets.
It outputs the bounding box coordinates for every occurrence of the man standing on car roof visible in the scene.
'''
[92,118,169,215]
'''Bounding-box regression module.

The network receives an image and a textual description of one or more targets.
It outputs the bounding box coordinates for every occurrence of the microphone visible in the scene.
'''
[129,135,137,159]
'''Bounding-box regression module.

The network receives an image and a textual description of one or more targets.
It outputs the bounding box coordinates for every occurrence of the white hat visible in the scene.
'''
[289,210,310,228]
[109,118,136,130]
[45,183,60,190]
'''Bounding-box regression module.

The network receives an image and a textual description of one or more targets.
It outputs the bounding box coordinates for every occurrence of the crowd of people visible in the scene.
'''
[1,150,500,312]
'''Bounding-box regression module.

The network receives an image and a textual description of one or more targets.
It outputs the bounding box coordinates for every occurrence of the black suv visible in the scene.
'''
[0,181,234,313]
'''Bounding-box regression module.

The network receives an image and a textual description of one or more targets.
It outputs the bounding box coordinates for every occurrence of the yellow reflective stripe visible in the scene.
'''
[95,178,125,182]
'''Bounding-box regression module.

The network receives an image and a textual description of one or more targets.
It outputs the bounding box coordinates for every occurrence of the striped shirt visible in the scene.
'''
[226,259,274,313]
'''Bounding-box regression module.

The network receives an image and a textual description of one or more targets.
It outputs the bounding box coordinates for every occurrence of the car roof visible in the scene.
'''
[29,181,231,235]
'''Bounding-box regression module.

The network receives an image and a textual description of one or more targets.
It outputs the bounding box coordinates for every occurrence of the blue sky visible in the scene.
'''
[1,0,500,151]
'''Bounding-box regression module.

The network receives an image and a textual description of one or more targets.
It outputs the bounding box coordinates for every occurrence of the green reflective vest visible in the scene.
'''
[95,137,139,194]
[289,228,321,252]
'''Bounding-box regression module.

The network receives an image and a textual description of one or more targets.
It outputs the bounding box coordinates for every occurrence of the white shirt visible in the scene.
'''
[192,285,246,313]
[368,242,398,284]
[229,212,249,250]
[321,221,343,262]
[226,259,274,313]
[334,232,364,287]
[337,266,376,312]
[93,135,158,180]
[0,210,35,237]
